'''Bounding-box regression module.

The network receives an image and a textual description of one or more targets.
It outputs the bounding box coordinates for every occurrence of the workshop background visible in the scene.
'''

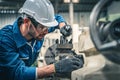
[0,0,119,31]
[1,0,120,80]
[0,0,99,28]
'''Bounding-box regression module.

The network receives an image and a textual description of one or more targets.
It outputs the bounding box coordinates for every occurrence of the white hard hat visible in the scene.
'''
[19,0,58,27]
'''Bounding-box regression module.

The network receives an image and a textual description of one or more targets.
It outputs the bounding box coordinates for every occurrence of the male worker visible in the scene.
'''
[0,0,84,80]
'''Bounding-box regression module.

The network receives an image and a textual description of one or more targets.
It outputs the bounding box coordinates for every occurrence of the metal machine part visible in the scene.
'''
[44,35,84,79]
[45,36,74,71]
[44,44,75,78]
[45,34,74,65]
[72,54,120,80]
[45,43,74,65]
[89,0,120,64]
[71,1,120,80]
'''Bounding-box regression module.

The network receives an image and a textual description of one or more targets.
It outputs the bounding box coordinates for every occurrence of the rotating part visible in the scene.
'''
[89,0,120,64]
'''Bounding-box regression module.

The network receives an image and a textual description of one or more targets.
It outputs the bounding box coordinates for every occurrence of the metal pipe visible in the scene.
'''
[69,0,74,44]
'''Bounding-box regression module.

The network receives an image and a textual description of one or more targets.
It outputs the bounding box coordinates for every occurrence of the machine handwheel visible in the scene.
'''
[89,0,120,64]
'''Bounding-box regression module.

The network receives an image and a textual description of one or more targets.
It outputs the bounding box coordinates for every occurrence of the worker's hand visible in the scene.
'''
[60,25,72,37]
[54,57,84,73]
[75,55,84,64]
[55,14,66,29]
[55,14,72,37]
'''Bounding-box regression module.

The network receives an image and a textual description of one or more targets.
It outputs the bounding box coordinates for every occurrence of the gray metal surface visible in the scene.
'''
[44,44,75,65]
[72,54,120,80]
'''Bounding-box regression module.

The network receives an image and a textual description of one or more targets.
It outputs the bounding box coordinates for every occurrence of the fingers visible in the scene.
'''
[71,57,84,69]
[72,65,79,70]
[75,55,84,64]
[75,55,83,60]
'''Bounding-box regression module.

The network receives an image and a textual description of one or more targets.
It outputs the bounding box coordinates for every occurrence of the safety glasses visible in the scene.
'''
[28,17,48,31]
[28,17,39,27]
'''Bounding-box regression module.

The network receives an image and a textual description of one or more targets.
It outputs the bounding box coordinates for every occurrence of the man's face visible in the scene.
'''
[28,19,48,40]
[35,24,48,40]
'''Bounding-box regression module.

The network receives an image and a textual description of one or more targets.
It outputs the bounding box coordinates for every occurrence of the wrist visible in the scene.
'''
[59,22,66,29]
[37,64,56,79]
[53,64,56,73]
[54,62,61,73]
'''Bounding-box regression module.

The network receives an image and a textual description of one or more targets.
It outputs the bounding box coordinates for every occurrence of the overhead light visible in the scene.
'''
[0,0,3,2]
[64,0,79,3]
[0,10,16,14]
[64,0,70,3]
[72,0,79,3]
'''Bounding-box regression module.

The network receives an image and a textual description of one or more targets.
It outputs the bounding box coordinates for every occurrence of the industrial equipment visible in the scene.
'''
[89,0,120,64]
[72,0,120,80]
[38,0,120,80]
[43,25,84,80]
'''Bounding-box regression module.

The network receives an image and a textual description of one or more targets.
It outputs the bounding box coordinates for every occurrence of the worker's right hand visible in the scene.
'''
[54,57,84,73]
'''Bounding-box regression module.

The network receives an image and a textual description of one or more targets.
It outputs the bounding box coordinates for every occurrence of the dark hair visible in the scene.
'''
[18,17,24,27]
[28,17,39,27]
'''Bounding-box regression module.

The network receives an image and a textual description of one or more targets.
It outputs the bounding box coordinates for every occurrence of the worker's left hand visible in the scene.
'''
[55,14,72,37]
[55,14,66,29]
[60,25,72,37]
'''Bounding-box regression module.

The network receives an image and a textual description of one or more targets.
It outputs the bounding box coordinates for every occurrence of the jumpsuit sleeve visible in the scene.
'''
[48,14,66,33]
[0,38,36,80]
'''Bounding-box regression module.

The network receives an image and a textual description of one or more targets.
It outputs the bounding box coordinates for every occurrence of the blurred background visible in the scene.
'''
[0,0,98,28]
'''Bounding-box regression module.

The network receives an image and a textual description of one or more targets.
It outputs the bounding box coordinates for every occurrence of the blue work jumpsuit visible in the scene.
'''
[0,15,65,80]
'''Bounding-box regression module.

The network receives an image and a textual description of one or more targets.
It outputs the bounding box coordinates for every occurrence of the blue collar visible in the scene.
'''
[13,17,27,48]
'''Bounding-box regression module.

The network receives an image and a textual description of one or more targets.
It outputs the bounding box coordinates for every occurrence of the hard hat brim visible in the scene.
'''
[40,19,58,27]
